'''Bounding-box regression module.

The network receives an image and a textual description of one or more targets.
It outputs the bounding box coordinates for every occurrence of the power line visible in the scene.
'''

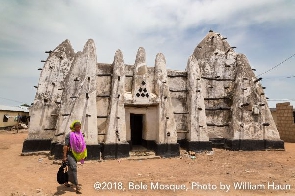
[0,96,25,104]
[263,75,295,80]
[257,53,295,77]
[267,99,295,101]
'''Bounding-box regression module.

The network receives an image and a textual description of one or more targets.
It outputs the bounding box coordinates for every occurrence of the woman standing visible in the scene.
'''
[63,120,87,194]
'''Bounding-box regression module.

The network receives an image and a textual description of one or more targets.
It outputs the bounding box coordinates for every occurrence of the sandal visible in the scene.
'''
[76,185,82,194]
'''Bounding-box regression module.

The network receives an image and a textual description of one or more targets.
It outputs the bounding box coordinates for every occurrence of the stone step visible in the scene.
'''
[21,151,50,156]
[129,150,156,156]
[127,155,161,160]
[128,147,161,160]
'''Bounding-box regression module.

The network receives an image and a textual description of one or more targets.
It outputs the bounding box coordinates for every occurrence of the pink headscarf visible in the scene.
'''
[70,130,86,153]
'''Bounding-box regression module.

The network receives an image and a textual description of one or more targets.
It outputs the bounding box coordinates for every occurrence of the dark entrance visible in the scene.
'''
[130,114,143,145]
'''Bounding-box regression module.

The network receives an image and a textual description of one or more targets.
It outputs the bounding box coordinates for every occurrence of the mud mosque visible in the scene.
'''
[22,30,284,159]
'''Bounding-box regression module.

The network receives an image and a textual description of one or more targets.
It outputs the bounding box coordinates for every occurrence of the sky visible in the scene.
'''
[0,0,294,108]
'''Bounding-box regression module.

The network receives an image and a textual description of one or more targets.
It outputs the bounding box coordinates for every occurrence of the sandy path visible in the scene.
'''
[0,130,294,196]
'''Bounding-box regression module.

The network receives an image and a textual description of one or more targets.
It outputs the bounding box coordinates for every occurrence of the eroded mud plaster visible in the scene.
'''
[23,31,283,159]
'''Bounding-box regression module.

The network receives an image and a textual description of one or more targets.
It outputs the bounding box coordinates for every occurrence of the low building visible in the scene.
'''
[0,105,29,129]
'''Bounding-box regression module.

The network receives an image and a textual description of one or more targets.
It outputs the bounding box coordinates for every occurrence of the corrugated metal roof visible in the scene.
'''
[0,105,29,112]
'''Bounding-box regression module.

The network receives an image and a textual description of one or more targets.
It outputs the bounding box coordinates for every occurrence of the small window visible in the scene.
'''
[293,111,295,123]
[3,114,8,122]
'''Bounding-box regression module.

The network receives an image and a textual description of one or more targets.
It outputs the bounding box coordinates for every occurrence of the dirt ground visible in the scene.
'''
[0,130,295,196]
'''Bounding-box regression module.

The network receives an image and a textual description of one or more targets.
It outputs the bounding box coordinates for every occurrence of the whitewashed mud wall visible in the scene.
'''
[23,39,100,158]
[125,106,158,141]
[105,50,127,144]
[192,31,281,143]
[54,39,98,145]
[96,63,112,143]
[150,31,282,150]
[231,54,279,140]
[28,40,74,140]
[154,53,178,144]
[167,70,188,140]
[186,55,208,142]
[23,30,283,158]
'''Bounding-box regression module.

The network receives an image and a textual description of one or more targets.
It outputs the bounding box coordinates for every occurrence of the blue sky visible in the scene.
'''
[0,0,294,108]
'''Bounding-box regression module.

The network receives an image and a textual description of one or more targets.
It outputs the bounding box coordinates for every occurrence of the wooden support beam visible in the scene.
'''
[169,89,188,92]
[97,74,112,77]
[177,131,189,133]
[55,132,65,136]
[201,76,234,81]
[173,112,189,114]
[205,107,231,111]
[97,116,108,118]
[207,123,229,127]
[167,74,187,78]
[204,97,231,100]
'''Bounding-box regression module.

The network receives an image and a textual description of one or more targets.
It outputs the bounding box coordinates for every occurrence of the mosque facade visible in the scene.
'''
[22,31,284,159]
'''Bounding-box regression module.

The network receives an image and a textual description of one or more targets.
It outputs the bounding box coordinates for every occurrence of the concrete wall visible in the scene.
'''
[273,102,295,142]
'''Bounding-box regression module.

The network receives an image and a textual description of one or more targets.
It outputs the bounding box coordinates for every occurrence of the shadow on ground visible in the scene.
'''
[53,184,76,195]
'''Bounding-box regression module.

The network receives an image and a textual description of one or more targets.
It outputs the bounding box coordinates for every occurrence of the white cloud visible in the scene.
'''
[0,0,295,106]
